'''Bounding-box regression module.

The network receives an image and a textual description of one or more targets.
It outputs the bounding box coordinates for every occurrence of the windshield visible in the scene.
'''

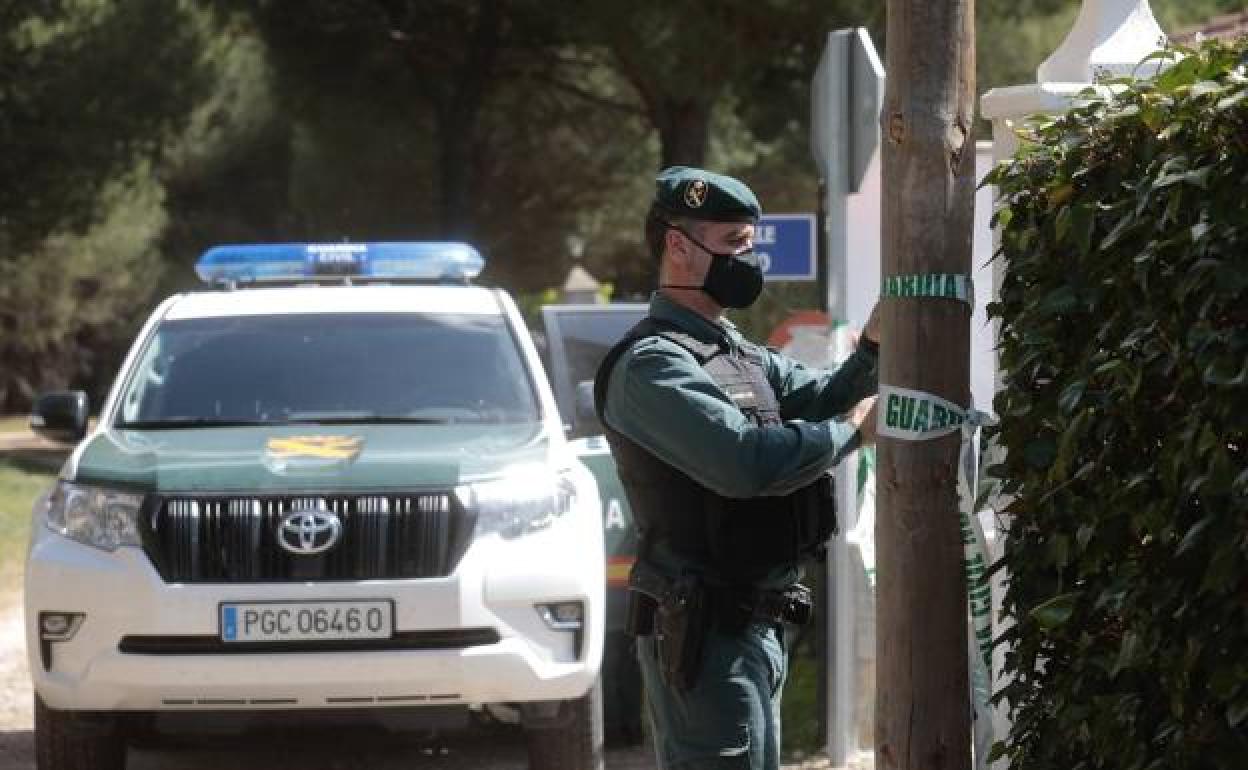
[117,313,538,427]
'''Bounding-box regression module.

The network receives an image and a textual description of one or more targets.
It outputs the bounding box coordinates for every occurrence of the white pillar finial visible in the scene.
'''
[1038,0,1168,83]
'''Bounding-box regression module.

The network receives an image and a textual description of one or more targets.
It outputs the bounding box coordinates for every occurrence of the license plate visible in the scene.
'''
[220,600,393,643]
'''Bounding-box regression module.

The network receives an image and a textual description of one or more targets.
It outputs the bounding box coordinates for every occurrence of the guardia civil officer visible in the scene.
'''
[594,166,879,770]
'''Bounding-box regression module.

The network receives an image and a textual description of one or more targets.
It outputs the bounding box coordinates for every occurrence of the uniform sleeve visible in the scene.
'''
[764,341,879,422]
[602,337,861,498]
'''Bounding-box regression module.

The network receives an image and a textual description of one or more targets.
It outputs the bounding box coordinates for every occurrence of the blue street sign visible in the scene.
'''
[757,214,816,281]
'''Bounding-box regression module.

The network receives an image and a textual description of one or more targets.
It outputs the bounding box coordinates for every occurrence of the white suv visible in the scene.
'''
[24,242,605,770]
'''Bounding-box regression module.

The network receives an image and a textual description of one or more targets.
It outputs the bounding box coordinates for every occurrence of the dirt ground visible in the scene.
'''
[0,596,34,770]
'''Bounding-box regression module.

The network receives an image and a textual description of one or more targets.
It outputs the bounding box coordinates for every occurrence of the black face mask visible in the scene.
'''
[661,225,764,309]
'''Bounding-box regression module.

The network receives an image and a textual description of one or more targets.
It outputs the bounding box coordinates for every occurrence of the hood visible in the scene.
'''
[72,422,551,493]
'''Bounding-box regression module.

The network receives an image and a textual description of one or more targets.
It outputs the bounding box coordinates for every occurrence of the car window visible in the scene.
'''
[118,313,538,426]
[544,307,645,427]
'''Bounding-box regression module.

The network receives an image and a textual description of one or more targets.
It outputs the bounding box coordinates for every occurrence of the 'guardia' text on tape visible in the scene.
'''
[880,273,973,305]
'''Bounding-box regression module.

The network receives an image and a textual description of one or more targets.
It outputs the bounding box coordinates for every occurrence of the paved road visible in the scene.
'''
[0,430,63,453]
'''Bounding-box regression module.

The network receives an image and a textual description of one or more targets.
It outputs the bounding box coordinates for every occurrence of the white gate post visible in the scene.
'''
[983,0,1168,167]
[977,0,1167,758]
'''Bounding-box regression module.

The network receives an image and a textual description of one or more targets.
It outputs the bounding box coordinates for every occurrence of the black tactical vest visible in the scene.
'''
[594,318,837,584]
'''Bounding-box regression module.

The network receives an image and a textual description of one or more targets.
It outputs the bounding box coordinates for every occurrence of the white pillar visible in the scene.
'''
[977,0,1167,759]
[982,0,1168,164]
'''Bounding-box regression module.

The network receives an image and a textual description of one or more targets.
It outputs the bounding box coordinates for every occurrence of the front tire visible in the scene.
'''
[34,695,125,770]
[602,630,645,747]
[524,680,604,770]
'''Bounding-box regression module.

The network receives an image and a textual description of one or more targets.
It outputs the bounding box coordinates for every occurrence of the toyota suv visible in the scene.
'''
[24,242,605,770]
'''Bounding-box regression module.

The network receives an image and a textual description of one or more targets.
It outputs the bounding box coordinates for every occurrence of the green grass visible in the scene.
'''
[0,457,58,585]
[782,645,824,759]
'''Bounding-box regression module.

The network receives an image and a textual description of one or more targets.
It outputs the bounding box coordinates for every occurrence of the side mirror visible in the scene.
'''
[574,380,601,434]
[30,390,89,444]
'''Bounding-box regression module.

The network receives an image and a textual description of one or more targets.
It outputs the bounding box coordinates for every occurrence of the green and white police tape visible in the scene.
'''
[880,272,974,306]
[879,274,996,768]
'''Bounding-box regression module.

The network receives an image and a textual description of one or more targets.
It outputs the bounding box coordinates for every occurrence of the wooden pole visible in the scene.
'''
[877,2,976,769]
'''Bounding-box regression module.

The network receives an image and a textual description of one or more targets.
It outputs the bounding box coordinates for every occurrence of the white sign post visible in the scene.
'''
[811,26,884,767]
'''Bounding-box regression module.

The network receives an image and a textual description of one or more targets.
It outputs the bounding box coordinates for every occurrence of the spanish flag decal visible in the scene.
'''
[266,435,364,461]
[606,556,635,588]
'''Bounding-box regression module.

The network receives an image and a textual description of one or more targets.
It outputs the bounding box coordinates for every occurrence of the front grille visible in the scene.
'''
[143,493,475,582]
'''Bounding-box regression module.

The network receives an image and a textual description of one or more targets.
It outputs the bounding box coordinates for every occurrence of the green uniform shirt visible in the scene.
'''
[603,293,878,500]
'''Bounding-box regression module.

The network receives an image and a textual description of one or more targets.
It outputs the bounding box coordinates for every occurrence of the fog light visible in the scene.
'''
[40,612,84,641]
[38,612,85,672]
[536,601,583,630]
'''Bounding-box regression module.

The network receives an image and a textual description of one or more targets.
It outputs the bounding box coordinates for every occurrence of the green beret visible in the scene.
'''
[653,166,761,223]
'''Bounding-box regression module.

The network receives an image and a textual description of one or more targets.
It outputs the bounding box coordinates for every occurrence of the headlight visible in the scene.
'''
[44,481,144,551]
[458,465,577,539]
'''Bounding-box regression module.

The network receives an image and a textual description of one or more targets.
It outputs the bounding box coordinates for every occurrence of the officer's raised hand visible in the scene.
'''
[850,395,878,446]
[862,302,881,346]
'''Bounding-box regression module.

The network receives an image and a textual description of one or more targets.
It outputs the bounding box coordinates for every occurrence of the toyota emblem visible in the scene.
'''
[277,510,343,555]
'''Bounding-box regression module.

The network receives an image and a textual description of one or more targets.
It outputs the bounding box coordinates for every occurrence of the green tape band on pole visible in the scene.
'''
[880,273,974,306]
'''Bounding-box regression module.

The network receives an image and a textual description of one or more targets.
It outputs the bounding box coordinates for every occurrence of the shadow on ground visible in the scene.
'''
[126,723,535,769]
[0,728,33,767]
[0,721,656,770]
[3,448,67,473]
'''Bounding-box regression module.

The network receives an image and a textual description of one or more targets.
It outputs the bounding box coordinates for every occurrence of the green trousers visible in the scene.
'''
[638,620,788,770]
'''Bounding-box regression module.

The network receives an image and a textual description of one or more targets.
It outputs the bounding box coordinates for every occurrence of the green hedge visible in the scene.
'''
[985,39,1248,769]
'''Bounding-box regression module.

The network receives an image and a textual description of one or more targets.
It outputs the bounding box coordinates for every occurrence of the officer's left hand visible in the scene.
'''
[849,396,878,446]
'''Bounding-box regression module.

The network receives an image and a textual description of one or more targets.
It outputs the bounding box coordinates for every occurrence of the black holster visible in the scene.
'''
[624,591,656,637]
[626,564,709,692]
[654,574,708,692]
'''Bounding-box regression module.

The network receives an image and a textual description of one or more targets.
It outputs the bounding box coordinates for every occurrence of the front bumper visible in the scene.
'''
[25,517,604,712]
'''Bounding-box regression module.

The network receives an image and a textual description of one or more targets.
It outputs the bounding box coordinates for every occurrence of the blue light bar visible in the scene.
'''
[195,242,485,285]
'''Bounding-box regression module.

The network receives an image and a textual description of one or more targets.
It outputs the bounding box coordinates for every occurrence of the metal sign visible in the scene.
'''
[757,214,816,281]
[811,27,885,194]
[812,27,886,322]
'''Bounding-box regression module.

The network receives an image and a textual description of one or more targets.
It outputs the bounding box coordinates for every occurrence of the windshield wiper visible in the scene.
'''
[120,413,506,429]
[281,415,456,425]
[118,418,276,429]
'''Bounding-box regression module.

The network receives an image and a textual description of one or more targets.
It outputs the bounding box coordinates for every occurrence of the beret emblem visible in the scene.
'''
[683,179,708,208]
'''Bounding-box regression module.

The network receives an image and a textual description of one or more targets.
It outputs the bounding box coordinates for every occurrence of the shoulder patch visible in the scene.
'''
[655,330,722,362]
[625,334,696,362]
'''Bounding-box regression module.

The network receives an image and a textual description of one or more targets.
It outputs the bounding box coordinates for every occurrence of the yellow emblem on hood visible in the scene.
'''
[265,435,364,461]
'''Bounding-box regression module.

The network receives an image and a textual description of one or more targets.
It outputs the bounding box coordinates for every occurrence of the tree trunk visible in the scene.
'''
[421,0,503,239]
[436,111,477,239]
[655,98,711,169]
[876,1,976,769]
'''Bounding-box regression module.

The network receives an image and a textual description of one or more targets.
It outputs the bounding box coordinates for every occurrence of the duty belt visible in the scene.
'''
[628,562,813,628]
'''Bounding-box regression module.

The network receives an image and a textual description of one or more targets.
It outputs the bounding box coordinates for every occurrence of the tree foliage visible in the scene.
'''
[228,1,657,293]
[0,0,207,408]
[0,0,205,254]
[5,1,1242,412]
[985,38,1248,769]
